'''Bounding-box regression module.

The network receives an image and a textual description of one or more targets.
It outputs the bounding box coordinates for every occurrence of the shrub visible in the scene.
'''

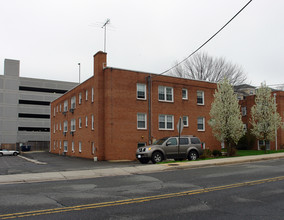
[199,149,212,159]
[212,150,222,157]
[236,131,256,150]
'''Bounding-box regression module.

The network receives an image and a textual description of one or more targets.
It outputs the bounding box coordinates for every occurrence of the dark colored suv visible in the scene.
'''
[136,135,203,164]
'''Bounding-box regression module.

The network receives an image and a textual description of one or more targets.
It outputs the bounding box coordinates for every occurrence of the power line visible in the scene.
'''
[157,0,253,77]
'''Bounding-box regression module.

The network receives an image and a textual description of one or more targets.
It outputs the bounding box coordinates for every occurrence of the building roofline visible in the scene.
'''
[104,66,218,85]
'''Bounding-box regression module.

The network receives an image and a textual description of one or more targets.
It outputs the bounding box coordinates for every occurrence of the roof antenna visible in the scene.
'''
[102,18,110,53]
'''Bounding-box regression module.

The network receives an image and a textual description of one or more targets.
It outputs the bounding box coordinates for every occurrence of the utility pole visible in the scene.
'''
[78,63,81,83]
[102,18,110,52]
[274,93,277,150]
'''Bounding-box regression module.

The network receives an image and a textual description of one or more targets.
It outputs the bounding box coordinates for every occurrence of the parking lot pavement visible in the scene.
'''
[0,151,140,175]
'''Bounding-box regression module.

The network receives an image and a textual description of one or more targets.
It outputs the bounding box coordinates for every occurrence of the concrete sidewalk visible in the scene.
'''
[1,153,284,185]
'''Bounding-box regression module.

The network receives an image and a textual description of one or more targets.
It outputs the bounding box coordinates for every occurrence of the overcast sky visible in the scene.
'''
[1,0,283,87]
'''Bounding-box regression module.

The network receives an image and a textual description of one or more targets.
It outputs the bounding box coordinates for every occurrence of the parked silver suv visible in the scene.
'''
[136,135,203,164]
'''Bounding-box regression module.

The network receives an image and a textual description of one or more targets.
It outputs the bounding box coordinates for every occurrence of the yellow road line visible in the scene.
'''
[1,175,284,219]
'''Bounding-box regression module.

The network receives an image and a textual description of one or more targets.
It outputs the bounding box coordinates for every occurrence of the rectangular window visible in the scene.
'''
[92,88,94,102]
[92,142,95,155]
[197,91,204,105]
[137,83,146,100]
[197,117,205,131]
[53,124,55,133]
[56,105,58,112]
[91,115,94,130]
[243,124,247,132]
[64,100,68,112]
[63,141,68,152]
[242,107,247,116]
[72,141,74,152]
[71,119,76,131]
[59,141,61,149]
[158,86,173,102]
[59,104,62,112]
[79,141,82,153]
[63,121,68,132]
[85,116,88,127]
[79,93,82,104]
[79,118,82,128]
[54,107,56,116]
[137,113,147,129]
[59,122,62,131]
[179,138,189,145]
[86,90,88,101]
[182,88,188,100]
[71,96,76,109]
[159,114,174,130]
[183,116,189,127]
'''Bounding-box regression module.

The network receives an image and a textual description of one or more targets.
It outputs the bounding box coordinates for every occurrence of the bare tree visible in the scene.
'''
[170,52,247,85]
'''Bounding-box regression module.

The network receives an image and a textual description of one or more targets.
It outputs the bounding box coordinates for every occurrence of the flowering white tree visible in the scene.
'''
[250,83,282,151]
[209,79,245,156]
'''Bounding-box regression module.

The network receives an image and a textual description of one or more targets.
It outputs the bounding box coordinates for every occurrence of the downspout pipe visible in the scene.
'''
[147,75,152,145]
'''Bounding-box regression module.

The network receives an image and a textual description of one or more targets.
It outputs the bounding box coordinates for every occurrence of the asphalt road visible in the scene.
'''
[1,158,284,219]
[0,152,140,175]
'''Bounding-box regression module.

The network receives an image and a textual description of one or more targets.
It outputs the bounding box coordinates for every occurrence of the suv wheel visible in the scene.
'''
[138,158,150,164]
[151,151,163,164]
[188,150,198,161]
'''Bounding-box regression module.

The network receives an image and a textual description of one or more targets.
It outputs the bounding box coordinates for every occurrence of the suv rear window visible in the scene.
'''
[179,138,189,145]
[190,137,201,144]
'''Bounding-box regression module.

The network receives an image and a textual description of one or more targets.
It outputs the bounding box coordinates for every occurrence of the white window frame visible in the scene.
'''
[85,116,88,127]
[59,122,62,131]
[158,86,174,102]
[71,119,76,131]
[63,141,68,152]
[79,117,82,128]
[183,116,189,127]
[59,104,62,112]
[71,96,76,109]
[91,114,94,130]
[182,88,188,100]
[137,83,146,100]
[54,107,56,116]
[242,107,247,116]
[92,142,95,155]
[92,87,94,103]
[197,91,204,105]
[64,100,68,112]
[63,121,68,132]
[137,113,147,129]
[79,93,82,104]
[159,114,174,130]
[59,141,62,149]
[243,124,247,132]
[79,141,82,153]
[86,90,88,101]
[53,124,55,133]
[197,117,205,131]
[72,141,75,152]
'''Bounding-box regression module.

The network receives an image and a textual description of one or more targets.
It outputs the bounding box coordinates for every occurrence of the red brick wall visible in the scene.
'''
[240,91,284,150]
[50,52,225,161]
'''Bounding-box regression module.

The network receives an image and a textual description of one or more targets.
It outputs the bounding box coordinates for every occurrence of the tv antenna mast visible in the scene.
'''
[102,18,110,52]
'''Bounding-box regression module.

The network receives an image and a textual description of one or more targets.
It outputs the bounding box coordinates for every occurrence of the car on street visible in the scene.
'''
[0,149,19,156]
[136,135,203,164]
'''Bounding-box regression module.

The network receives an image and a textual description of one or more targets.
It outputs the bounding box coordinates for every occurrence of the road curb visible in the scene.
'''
[2,153,284,185]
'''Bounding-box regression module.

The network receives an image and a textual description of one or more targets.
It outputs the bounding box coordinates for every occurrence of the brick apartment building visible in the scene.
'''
[240,91,284,150]
[50,51,226,161]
